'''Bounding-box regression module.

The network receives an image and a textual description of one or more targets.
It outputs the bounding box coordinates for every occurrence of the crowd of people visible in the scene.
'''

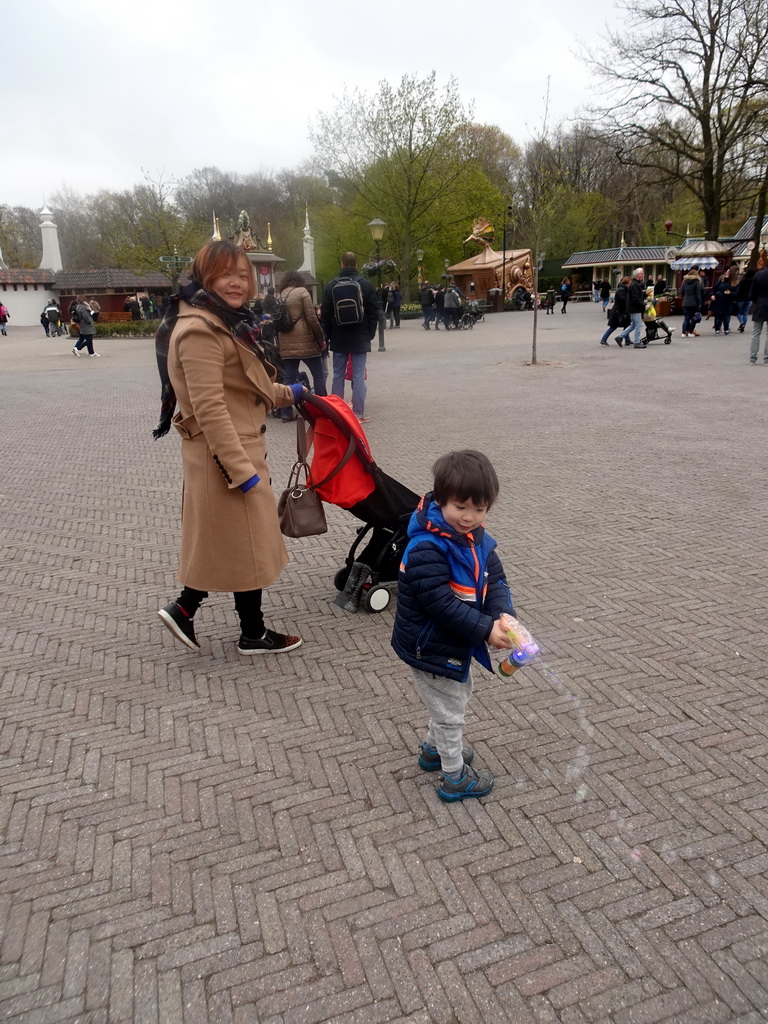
[418,279,468,329]
[596,261,768,357]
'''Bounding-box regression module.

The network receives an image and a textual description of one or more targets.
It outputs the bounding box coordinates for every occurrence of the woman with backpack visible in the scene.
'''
[275,270,327,422]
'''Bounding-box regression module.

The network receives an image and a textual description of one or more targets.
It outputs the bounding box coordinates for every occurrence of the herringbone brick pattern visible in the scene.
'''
[1,311,767,1022]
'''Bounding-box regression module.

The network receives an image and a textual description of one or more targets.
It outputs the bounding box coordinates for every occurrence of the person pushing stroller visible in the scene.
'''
[391,450,517,802]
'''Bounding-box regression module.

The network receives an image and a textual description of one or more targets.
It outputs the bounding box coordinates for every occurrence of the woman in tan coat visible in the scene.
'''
[153,240,304,655]
[276,270,327,422]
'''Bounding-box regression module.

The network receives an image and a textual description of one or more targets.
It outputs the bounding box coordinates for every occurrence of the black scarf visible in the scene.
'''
[152,282,278,439]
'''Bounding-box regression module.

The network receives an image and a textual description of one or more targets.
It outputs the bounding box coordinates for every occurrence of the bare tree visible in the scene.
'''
[582,0,767,239]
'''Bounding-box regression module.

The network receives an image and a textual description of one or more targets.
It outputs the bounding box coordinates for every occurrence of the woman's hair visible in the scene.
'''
[619,276,631,285]
[279,270,307,290]
[190,240,256,297]
[432,450,500,509]
[76,294,85,303]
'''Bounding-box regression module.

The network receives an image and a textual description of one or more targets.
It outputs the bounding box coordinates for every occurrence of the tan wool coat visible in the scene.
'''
[168,302,297,592]
[277,286,325,359]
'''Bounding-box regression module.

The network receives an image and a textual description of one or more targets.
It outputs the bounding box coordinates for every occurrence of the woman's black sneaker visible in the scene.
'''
[158,602,200,651]
[238,629,303,655]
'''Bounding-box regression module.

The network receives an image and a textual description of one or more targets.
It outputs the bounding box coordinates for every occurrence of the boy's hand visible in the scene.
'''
[488,619,515,650]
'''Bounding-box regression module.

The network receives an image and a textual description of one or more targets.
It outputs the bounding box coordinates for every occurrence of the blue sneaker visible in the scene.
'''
[437,765,494,802]
[418,743,475,772]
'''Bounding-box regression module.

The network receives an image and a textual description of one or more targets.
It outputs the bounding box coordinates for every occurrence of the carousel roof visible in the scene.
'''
[447,247,531,272]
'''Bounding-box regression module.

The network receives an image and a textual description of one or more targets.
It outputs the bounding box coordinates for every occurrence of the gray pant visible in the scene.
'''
[411,666,473,775]
[749,320,767,363]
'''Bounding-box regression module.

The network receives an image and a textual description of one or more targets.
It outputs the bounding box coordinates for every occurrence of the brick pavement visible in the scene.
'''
[1,307,767,1023]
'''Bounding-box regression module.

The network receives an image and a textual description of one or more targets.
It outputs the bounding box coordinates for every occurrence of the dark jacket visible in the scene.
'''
[681,272,703,309]
[419,285,434,307]
[626,278,645,314]
[749,268,768,322]
[391,494,514,683]
[608,283,629,327]
[320,267,378,354]
[711,279,734,315]
[600,281,611,299]
[736,270,755,303]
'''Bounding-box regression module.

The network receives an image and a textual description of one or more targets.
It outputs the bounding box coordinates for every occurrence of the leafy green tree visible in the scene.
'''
[311,72,477,299]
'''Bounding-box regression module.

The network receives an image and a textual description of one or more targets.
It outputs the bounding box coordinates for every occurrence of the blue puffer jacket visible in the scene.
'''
[391,494,514,682]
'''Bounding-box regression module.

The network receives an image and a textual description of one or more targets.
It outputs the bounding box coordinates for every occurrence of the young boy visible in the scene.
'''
[391,450,516,802]
[545,288,556,314]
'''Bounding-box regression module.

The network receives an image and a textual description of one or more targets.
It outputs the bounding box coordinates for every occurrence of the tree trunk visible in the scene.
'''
[748,171,767,271]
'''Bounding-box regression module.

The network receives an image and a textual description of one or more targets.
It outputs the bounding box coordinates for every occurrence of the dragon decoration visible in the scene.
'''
[464,217,495,247]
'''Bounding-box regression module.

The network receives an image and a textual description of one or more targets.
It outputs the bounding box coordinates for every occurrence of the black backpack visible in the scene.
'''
[331,276,365,326]
[271,288,296,334]
[71,308,82,323]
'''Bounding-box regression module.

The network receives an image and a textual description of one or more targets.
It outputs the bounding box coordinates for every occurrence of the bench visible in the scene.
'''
[571,291,593,302]
[100,312,132,323]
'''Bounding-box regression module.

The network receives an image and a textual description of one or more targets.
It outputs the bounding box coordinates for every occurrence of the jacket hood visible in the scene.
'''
[409,492,488,549]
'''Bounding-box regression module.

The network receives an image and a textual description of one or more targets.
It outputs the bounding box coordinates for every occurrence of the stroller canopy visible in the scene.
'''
[301,394,419,528]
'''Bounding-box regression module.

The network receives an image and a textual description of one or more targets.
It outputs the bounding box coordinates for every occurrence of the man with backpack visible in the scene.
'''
[320,251,378,423]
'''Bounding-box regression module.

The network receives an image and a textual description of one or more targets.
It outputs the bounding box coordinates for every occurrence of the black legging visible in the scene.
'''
[561,295,569,313]
[75,333,95,354]
[179,587,264,638]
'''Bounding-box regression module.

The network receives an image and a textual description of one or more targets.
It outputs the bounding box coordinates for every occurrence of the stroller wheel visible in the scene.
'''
[363,586,391,613]
[664,337,672,344]
[334,566,351,592]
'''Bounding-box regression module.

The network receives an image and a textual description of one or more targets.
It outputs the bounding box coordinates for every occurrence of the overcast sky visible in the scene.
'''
[5,0,625,211]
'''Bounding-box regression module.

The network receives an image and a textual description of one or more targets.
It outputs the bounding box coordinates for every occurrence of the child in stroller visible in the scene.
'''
[296,393,420,612]
[641,287,674,345]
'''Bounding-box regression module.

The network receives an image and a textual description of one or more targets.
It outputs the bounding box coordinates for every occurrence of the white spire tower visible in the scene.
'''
[297,206,316,278]
[38,205,63,272]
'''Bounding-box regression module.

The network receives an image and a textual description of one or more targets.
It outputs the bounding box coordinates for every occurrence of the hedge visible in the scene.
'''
[69,320,160,338]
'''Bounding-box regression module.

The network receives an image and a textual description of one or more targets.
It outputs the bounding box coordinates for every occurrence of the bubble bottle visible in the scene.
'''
[497,613,540,678]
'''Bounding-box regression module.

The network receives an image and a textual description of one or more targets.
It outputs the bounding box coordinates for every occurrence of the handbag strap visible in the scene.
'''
[295,417,358,492]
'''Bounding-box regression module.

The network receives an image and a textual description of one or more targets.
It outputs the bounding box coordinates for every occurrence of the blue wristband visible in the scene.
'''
[290,382,304,404]
[239,474,260,493]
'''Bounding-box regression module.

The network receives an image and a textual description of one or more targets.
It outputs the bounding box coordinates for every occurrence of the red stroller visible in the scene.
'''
[299,393,419,612]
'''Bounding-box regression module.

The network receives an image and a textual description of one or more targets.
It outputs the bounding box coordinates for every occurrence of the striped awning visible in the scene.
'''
[670,256,719,270]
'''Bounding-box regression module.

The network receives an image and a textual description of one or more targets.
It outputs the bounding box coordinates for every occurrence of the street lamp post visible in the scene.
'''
[500,203,513,310]
[416,248,425,286]
[367,218,387,353]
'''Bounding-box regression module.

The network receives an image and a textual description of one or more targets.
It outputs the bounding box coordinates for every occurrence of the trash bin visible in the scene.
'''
[656,296,670,317]
[487,287,503,313]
